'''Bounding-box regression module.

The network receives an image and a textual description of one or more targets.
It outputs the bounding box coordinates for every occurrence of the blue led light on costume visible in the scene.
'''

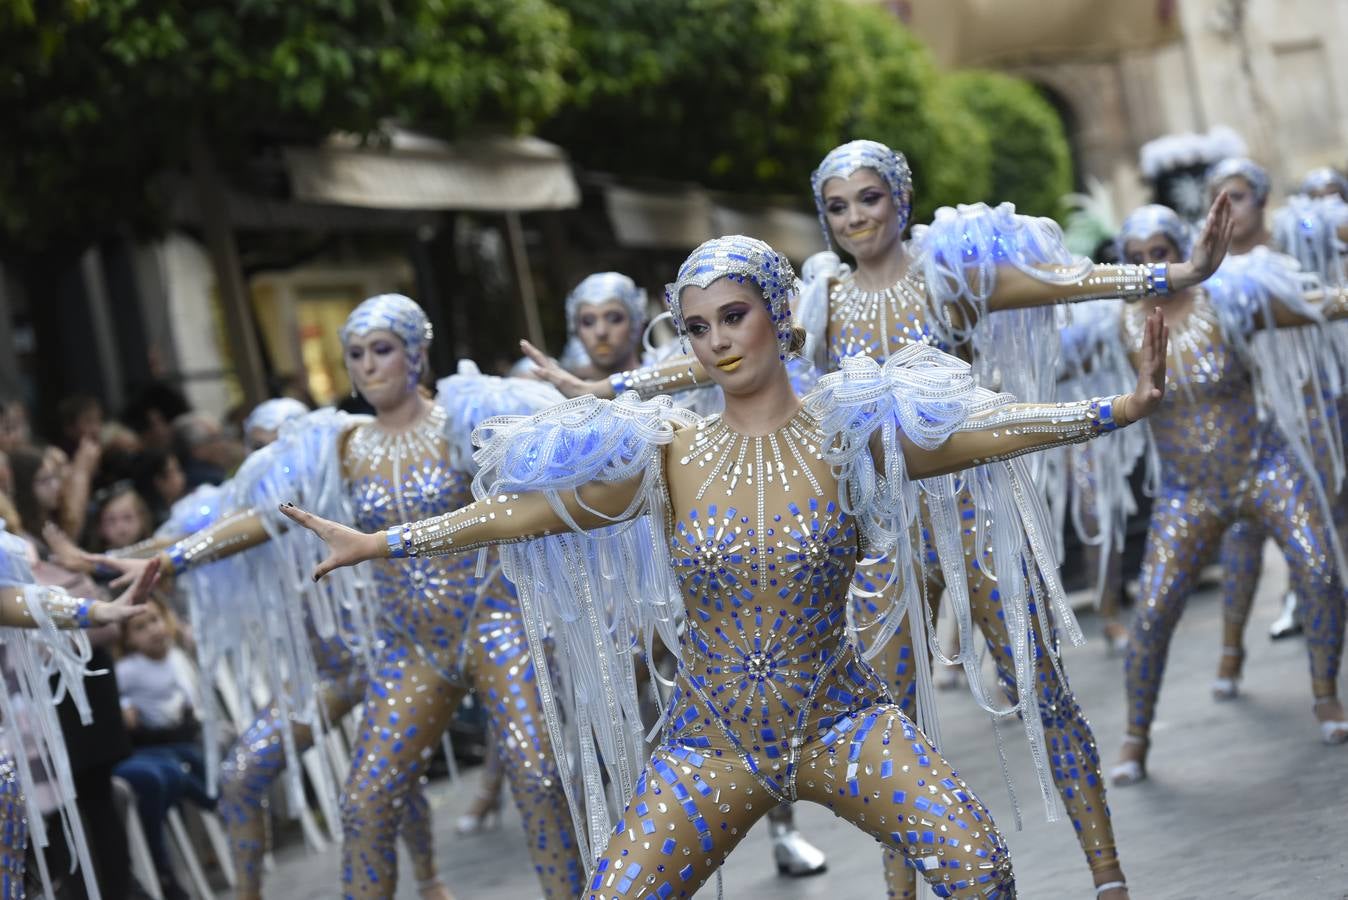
[811,140,914,248]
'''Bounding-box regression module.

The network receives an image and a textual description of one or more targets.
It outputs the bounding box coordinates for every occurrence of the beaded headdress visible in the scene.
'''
[1115,204,1193,260]
[339,293,434,380]
[242,398,309,439]
[1206,157,1270,204]
[665,235,798,358]
[1299,167,1348,200]
[811,140,914,248]
[565,272,648,336]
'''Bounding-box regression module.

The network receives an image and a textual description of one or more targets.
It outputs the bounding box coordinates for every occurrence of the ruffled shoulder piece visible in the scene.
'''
[807,343,1092,823]
[0,530,93,719]
[157,484,229,539]
[0,530,102,897]
[805,345,977,552]
[1056,301,1155,608]
[171,408,360,811]
[797,250,850,370]
[1203,247,1323,336]
[1273,194,1348,286]
[913,202,1087,428]
[1205,248,1347,570]
[469,393,697,866]
[433,360,564,473]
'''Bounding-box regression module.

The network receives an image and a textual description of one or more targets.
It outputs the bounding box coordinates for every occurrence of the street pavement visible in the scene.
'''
[243,546,1348,899]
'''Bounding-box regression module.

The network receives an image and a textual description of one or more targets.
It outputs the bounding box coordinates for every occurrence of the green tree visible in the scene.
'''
[543,0,857,195]
[942,69,1074,219]
[0,0,571,253]
[839,3,993,225]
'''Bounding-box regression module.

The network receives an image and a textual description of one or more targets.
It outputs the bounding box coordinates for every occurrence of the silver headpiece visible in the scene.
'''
[665,235,798,358]
[339,293,434,378]
[565,272,648,336]
[242,398,309,438]
[1206,157,1270,204]
[1115,204,1193,260]
[811,140,914,248]
[1299,167,1348,200]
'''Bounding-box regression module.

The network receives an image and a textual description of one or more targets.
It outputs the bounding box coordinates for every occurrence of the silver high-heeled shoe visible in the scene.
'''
[770,821,827,877]
[455,793,503,835]
[1269,591,1301,639]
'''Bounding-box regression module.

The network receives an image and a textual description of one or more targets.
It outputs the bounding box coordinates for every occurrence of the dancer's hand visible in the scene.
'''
[86,552,167,591]
[42,522,95,574]
[1122,307,1169,424]
[278,503,383,581]
[87,557,160,626]
[518,340,611,398]
[1170,191,1235,291]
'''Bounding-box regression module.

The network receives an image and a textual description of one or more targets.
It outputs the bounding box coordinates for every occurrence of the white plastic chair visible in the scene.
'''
[111,776,164,900]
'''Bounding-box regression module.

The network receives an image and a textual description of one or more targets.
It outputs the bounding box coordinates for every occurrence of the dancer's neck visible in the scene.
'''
[373,390,431,431]
[719,369,801,437]
[851,241,911,293]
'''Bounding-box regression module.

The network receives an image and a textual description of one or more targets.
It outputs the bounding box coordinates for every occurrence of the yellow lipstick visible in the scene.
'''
[716,356,743,373]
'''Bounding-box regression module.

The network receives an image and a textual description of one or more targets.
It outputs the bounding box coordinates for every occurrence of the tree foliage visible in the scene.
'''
[0,0,570,252]
[837,4,994,225]
[0,0,1075,255]
[942,69,1074,219]
[543,0,856,195]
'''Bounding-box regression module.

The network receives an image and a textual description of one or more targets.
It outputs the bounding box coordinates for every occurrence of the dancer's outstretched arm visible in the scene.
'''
[899,307,1168,478]
[519,339,711,401]
[987,194,1235,312]
[93,509,270,586]
[0,557,159,628]
[280,471,647,581]
[1259,285,1348,328]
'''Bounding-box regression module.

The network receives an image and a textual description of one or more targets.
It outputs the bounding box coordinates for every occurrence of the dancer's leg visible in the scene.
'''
[1216,520,1263,685]
[339,632,463,900]
[587,748,762,899]
[0,755,26,900]
[795,706,1014,898]
[399,786,449,898]
[219,670,365,899]
[881,491,1122,892]
[465,591,583,899]
[1249,456,1347,727]
[1120,491,1227,760]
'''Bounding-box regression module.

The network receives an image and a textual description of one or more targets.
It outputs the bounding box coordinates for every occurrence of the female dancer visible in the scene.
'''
[1208,164,1348,694]
[84,396,452,899]
[1093,203,1348,786]
[524,140,1230,900]
[0,529,159,898]
[284,234,1174,899]
[107,296,581,899]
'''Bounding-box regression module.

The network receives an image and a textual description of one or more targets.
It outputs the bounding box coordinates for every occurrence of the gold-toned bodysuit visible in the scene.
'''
[826,267,1120,895]
[1118,294,1344,736]
[166,403,581,900]
[373,354,1134,899]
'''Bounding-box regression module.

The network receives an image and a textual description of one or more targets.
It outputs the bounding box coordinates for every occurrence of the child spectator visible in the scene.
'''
[114,597,212,900]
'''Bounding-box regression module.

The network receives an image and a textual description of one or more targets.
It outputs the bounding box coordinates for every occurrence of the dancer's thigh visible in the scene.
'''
[796,705,1012,898]
[588,747,764,900]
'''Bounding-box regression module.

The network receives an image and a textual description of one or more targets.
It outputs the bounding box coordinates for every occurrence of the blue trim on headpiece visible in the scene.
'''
[665,235,799,358]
